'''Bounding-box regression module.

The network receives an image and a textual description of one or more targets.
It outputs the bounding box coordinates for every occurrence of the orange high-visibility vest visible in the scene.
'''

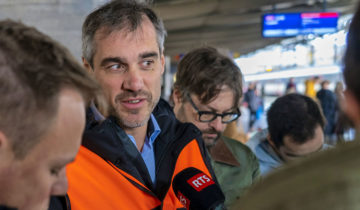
[67,139,213,210]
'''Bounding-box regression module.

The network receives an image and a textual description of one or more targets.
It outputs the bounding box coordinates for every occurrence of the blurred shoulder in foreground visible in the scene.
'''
[232,138,360,210]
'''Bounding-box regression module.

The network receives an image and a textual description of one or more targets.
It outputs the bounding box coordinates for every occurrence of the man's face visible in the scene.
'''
[173,86,236,147]
[0,88,85,210]
[87,17,165,132]
[276,125,324,162]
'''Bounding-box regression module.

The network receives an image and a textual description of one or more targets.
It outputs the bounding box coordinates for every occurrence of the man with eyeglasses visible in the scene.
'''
[172,47,260,207]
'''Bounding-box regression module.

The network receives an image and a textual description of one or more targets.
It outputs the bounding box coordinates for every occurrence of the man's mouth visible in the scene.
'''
[125,99,141,104]
[204,133,218,139]
[120,98,146,109]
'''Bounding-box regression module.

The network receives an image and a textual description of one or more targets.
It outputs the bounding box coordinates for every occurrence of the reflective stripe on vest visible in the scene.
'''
[67,139,212,210]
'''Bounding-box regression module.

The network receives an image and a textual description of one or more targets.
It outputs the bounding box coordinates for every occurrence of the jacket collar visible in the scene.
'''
[209,137,241,166]
[83,110,155,191]
[82,99,195,196]
[257,139,283,165]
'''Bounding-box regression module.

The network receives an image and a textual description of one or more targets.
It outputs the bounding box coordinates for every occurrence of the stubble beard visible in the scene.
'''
[176,104,221,149]
[110,90,159,129]
[202,129,221,149]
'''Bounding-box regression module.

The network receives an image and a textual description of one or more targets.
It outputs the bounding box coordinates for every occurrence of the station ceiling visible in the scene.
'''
[0,0,356,61]
[152,0,358,58]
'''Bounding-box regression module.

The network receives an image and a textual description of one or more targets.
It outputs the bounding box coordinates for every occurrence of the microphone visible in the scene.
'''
[172,167,225,210]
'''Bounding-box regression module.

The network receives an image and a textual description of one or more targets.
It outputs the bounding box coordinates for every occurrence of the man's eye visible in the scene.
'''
[141,60,154,69]
[106,64,126,71]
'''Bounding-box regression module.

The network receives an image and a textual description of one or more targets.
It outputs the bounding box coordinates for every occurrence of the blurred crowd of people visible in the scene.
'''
[237,76,355,146]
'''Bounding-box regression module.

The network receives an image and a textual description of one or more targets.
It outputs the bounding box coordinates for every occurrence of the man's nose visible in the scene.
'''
[50,168,68,196]
[209,116,225,133]
[122,68,144,92]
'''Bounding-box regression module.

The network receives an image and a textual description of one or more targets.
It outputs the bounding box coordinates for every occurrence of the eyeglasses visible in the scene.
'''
[186,93,241,123]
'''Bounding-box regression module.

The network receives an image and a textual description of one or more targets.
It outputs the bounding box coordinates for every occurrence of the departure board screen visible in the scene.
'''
[262,12,339,38]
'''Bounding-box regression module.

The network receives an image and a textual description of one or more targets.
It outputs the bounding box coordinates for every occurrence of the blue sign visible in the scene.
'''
[262,12,339,38]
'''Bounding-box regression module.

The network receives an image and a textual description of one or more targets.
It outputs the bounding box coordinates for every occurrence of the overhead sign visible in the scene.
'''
[262,12,339,38]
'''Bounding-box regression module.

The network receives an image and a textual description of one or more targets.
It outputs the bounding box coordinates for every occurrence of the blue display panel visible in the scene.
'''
[262,12,339,38]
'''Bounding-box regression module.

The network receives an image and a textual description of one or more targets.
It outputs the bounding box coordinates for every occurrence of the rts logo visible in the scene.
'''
[187,172,214,192]
[177,191,190,209]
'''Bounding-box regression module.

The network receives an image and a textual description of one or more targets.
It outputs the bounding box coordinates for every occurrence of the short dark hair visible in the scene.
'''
[344,2,360,102]
[0,20,103,159]
[267,93,325,148]
[82,0,166,67]
[173,47,243,108]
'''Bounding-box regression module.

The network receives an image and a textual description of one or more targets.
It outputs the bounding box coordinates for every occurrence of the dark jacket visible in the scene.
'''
[244,89,259,113]
[51,99,217,209]
[317,89,337,135]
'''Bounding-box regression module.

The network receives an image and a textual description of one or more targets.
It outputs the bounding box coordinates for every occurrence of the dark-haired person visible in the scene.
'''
[172,47,260,207]
[243,82,260,129]
[0,20,102,210]
[317,80,337,141]
[247,93,328,175]
[232,4,360,209]
[61,1,218,209]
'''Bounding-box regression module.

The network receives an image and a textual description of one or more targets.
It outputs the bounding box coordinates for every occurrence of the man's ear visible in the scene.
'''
[172,88,184,117]
[267,134,276,147]
[0,131,13,161]
[82,57,93,74]
[344,89,360,128]
[0,131,8,149]
[172,88,183,106]
[267,133,284,158]
[160,52,165,75]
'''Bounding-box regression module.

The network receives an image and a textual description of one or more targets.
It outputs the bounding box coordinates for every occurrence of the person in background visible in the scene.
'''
[247,93,327,176]
[0,20,102,210]
[304,76,320,99]
[172,47,260,207]
[243,82,260,129]
[317,80,337,143]
[232,5,360,208]
[333,81,354,143]
[334,81,345,104]
[285,77,297,94]
[60,1,218,209]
